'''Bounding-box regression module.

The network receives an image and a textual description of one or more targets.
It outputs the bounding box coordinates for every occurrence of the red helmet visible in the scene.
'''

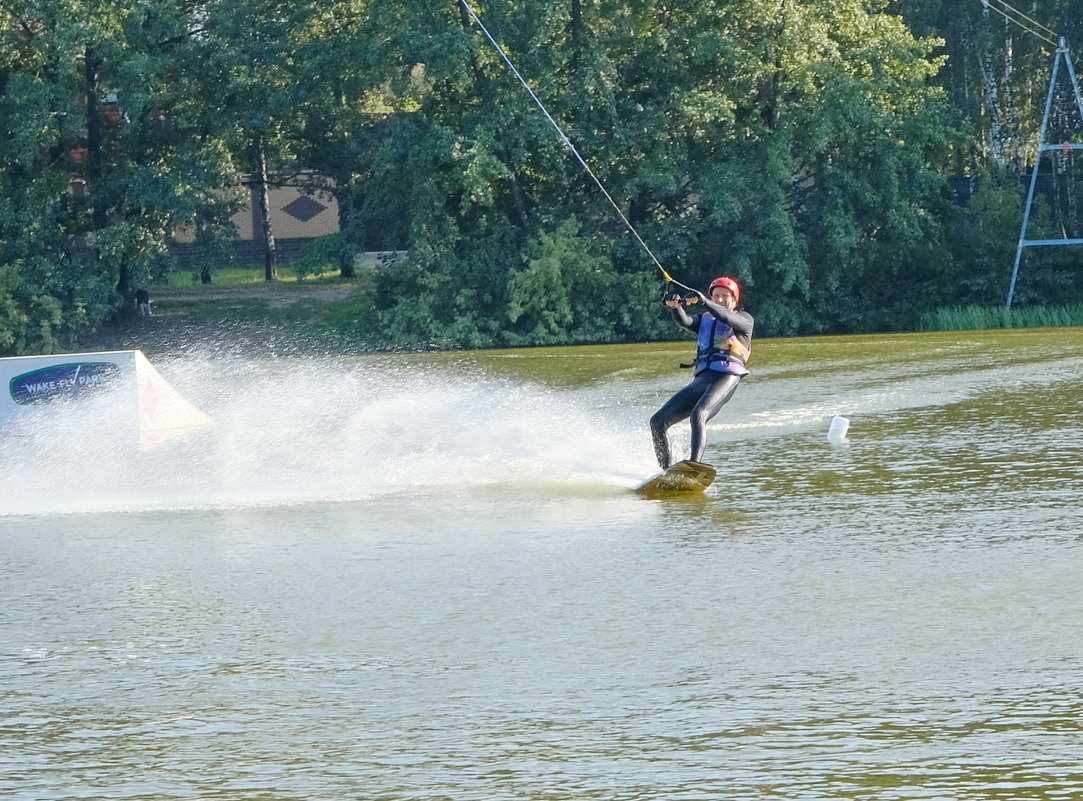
[708,276,741,304]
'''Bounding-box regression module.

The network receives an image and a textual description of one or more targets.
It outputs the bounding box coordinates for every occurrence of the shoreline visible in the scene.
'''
[80,280,375,359]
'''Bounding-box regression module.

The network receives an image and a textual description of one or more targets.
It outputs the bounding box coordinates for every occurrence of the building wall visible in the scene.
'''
[172,173,341,268]
[232,178,340,241]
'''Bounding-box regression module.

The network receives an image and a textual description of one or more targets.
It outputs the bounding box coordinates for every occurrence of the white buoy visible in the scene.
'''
[827,415,850,443]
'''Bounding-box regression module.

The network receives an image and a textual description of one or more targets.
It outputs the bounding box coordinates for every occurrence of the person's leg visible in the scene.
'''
[688,374,741,463]
[650,378,709,469]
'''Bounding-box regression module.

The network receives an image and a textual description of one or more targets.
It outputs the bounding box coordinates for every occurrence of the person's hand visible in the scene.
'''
[665,291,702,307]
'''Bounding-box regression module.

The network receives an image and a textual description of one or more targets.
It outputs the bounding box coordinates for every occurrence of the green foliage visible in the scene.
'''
[359,0,965,342]
[1,0,1078,355]
[0,0,239,354]
[294,234,360,281]
[506,217,662,345]
[945,174,1023,305]
[0,254,114,353]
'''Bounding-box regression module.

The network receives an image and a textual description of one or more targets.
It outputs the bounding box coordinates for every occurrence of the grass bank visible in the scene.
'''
[83,267,381,358]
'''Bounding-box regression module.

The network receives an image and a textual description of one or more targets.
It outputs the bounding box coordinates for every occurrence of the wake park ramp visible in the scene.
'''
[1,349,211,447]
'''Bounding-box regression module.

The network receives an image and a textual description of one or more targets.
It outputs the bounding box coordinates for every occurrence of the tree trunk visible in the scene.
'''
[1069,148,1077,237]
[85,48,133,307]
[1002,26,1021,171]
[84,49,107,234]
[977,6,1005,166]
[196,227,214,284]
[1052,98,1073,238]
[253,135,278,280]
[758,9,786,132]
[501,148,531,228]
[337,189,356,278]
[569,0,583,74]
[460,3,530,229]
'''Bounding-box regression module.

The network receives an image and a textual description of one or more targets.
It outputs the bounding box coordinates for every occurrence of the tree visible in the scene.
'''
[0,0,1042,354]
[289,0,409,278]
[0,0,236,354]
[361,0,958,339]
[892,0,1083,305]
[199,0,316,281]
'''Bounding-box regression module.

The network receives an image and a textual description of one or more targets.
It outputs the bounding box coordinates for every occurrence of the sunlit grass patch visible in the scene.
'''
[159,265,351,287]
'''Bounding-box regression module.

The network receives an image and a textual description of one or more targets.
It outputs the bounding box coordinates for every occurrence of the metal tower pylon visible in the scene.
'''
[1006,36,1083,308]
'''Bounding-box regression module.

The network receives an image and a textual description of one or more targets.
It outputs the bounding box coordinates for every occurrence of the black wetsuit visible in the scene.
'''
[650,299,754,469]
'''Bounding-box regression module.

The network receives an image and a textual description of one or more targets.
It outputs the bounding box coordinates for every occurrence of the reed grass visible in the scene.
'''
[920,304,1083,331]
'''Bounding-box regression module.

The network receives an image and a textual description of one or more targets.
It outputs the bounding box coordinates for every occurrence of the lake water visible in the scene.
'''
[3,328,1083,799]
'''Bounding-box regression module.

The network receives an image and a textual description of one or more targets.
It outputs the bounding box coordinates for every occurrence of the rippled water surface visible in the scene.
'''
[3,328,1083,799]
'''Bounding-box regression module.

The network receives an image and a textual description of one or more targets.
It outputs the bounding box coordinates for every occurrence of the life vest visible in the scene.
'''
[694,315,750,376]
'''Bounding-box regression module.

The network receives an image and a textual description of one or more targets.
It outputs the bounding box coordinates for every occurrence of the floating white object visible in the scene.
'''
[0,349,211,448]
[827,415,850,443]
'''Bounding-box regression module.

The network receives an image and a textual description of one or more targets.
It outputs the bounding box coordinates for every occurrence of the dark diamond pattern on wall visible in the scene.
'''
[282,195,328,223]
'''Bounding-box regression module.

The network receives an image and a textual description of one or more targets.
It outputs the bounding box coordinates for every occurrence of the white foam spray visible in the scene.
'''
[0,355,654,516]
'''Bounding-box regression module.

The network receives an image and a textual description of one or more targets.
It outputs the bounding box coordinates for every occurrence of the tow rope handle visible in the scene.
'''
[663,287,702,307]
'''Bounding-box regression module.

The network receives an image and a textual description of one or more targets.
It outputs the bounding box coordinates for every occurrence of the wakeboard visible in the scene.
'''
[634,460,716,496]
